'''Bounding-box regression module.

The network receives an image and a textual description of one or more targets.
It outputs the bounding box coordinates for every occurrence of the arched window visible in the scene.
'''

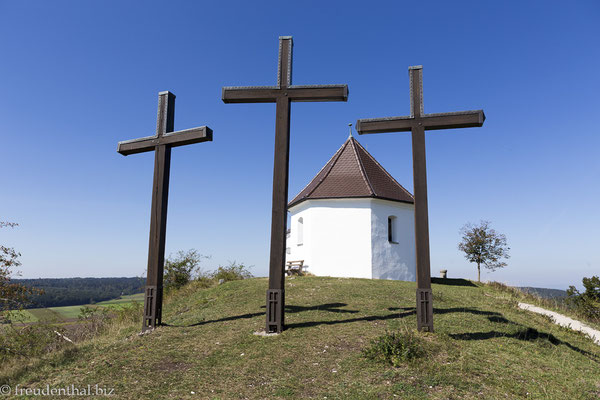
[297,217,304,246]
[388,216,397,243]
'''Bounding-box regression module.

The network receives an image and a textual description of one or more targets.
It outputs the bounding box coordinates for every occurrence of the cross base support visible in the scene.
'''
[416,288,434,332]
[266,289,284,333]
[142,285,163,332]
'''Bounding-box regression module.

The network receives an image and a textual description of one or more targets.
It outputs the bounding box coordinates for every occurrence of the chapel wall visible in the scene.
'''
[290,199,372,278]
[370,199,416,281]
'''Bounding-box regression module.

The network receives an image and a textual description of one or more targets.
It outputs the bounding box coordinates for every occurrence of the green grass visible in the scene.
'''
[2,277,599,399]
[96,292,144,306]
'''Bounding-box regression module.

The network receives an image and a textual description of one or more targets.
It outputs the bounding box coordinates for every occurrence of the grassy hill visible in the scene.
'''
[2,277,599,399]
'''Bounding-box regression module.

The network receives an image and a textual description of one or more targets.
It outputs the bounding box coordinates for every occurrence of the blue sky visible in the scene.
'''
[0,1,598,290]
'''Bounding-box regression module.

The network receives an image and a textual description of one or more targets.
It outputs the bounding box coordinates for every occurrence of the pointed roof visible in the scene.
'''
[288,137,414,208]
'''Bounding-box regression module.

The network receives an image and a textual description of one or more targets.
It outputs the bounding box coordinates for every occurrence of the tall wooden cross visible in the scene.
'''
[356,66,485,332]
[118,91,213,331]
[222,36,348,333]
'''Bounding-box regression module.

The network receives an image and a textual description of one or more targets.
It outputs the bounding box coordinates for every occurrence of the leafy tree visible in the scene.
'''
[0,222,38,322]
[458,220,510,282]
[163,249,208,291]
[566,276,600,322]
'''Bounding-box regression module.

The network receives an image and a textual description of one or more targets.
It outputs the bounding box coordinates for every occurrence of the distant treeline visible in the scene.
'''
[12,277,145,308]
[517,287,567,299]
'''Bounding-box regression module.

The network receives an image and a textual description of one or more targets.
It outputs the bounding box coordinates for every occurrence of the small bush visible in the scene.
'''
[195,275,215,289]
[113,301,143,325]
[566,276,600,323]
[363,329,427,366]
[76,306,116,339]
[210,261,253,283]
[164,249,209,292]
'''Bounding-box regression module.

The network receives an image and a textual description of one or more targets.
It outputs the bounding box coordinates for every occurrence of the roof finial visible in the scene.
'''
[348,123,353,139]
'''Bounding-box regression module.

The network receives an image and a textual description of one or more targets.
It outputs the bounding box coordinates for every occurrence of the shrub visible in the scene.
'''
[113,301,143,325]
[566,276,600,323]
[0,322,70,362]
[164,249,209,291]
[363,329,427,366]
[76,306,111,338]
[1,221,41,316]
[195,275,216,289]
[210,261,253,283]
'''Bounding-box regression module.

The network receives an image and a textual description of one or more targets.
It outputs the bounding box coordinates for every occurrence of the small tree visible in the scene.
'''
[163,249,208,291]
[458,220,510,282]
[566,276,600,322]
[1,222,38,322]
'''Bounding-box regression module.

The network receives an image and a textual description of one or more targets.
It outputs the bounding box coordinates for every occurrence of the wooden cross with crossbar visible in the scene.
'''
[222,36,348,333]
[118,91,213,331]
[356,66,485,332]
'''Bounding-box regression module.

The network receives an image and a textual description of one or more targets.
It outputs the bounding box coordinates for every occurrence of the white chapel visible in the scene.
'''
[286,134,417,281]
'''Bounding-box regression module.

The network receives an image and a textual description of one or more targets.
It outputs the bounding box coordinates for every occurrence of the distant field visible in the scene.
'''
[96,293,144,306]
[7,293,144,324]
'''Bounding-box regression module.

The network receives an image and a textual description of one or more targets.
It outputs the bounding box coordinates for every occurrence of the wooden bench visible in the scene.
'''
[285,260,305,276]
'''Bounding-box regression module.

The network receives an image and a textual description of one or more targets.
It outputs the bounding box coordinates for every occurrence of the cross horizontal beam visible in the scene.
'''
[356,110,485,134]
[222,85,348,103]
[117,126,213,156]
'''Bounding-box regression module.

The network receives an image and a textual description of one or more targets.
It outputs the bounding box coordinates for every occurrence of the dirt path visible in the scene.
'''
[518,302,600,345]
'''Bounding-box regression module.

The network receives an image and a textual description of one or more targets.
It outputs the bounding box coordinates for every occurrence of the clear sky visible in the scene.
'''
[1,1,598,290]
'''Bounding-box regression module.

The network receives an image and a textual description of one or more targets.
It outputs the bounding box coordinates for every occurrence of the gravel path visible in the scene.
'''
[518,302,600,345]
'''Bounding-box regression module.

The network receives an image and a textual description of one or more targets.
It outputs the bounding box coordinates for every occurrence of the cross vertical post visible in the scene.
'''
[356,66,485,332]
[223,37,348,333]
[145,92,174,329]
[267,38,292,333]
[117,91,213,332]
[409,67,433,331]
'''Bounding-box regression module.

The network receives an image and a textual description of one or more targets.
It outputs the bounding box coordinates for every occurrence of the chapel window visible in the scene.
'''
[388,216,398,243]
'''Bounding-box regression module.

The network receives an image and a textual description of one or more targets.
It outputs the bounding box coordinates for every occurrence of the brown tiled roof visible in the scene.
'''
[288,136,414,208]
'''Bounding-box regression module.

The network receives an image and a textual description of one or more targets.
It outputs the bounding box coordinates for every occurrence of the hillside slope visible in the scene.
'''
[2,277,599,399]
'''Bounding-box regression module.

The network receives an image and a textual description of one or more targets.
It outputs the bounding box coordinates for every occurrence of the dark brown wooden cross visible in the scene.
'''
[222,36,348,333]
[117,91,213,332]
[356,66,485,332]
